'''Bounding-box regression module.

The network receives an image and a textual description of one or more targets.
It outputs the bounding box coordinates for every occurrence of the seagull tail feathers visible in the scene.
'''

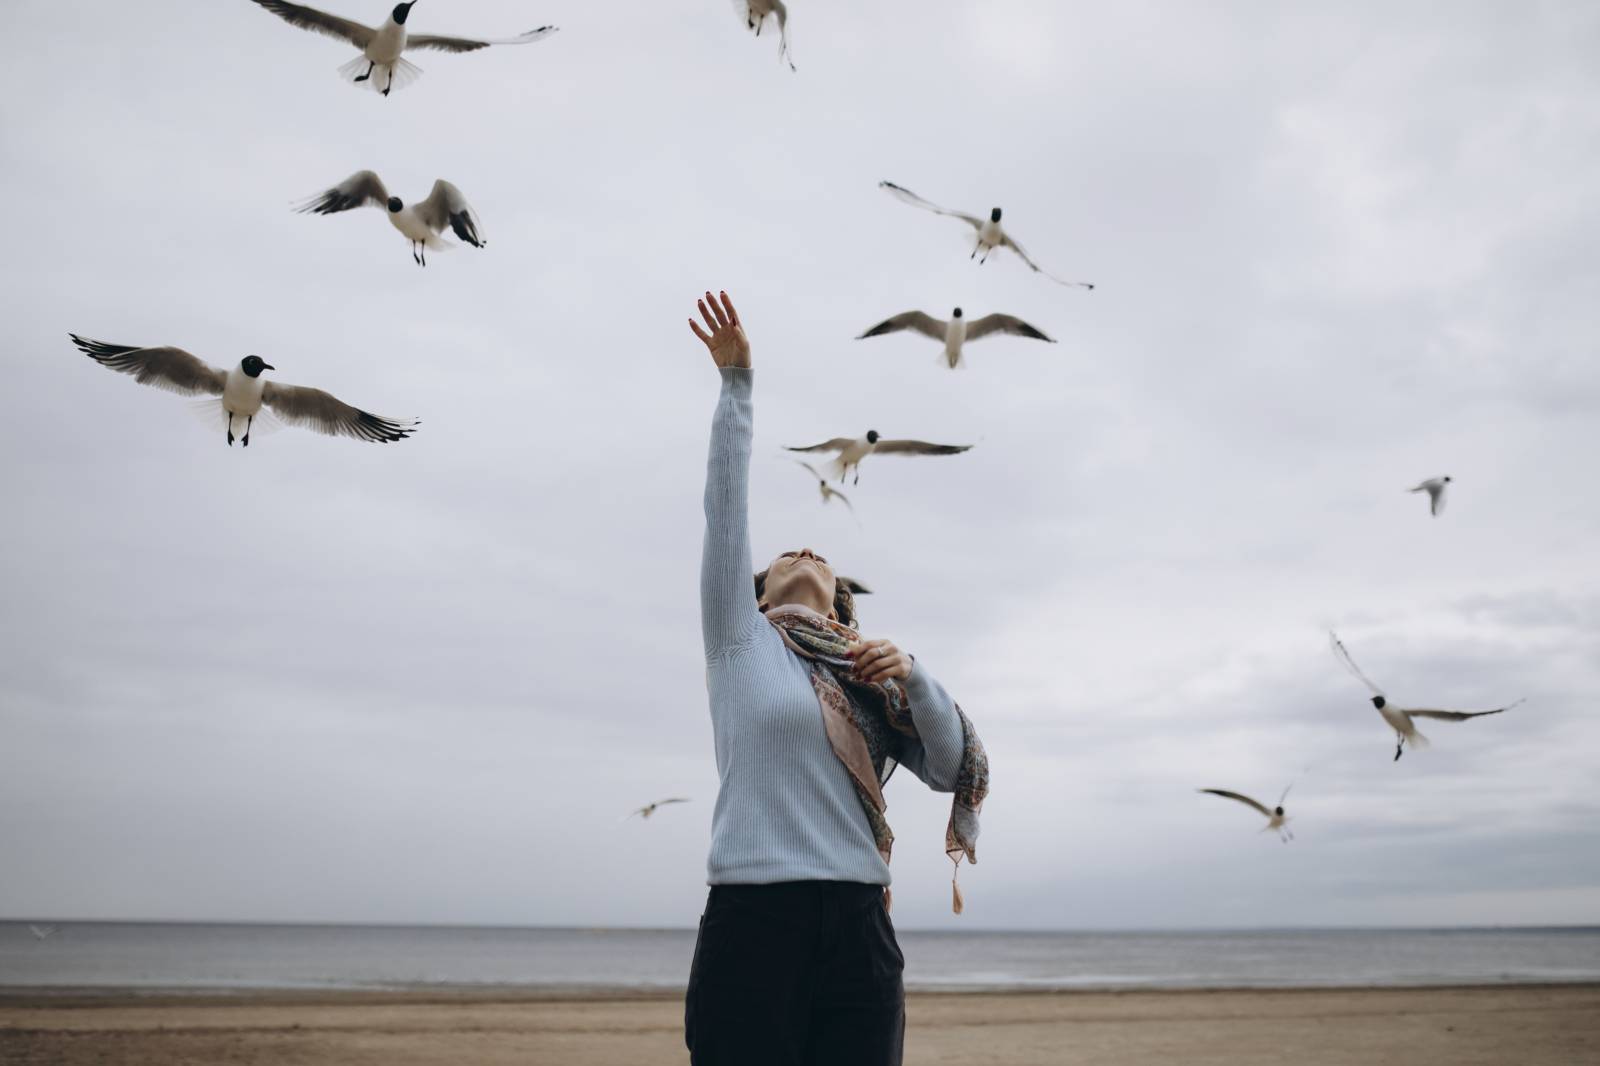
[338,55,423,95]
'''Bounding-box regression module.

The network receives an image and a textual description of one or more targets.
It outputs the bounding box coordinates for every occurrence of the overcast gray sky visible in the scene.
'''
[2,0,1597,932]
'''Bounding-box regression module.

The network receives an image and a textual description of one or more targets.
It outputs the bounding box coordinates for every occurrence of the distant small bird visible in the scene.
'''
[628,797,690,820]
[879,182,1094,291]
[786,432,973,485]
[1330,632,1522,761]
[248,1,557,96]
[297,171,484,266]
[857,307,1055,368]
[733,0,795,71]
[69,334,418,447]
[795,460,857,518]
[1198,786,1294,842]
[1408,476,1452,517]
[28,924,58,940]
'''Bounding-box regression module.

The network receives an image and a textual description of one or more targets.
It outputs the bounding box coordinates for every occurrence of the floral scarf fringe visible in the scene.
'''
[766,606,989,914]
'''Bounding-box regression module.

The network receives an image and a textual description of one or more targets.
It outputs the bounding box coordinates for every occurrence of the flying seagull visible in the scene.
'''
[1198,786,1294,842]
[1329,632,1522,762]
[733,0,795,71]
[248,1,557,97]
[627,797,691,820]
[857,307,1055,368]
[69,334,418,447]
[297,172,484,266]
[1408,476,1452,517]
[878,181,1094,291]
[28,924,58,940]
[795,460,857,518]
[786,432,973,485]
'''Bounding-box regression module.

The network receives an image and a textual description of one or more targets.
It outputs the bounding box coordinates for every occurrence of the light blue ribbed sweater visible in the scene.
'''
[701,368,967,886]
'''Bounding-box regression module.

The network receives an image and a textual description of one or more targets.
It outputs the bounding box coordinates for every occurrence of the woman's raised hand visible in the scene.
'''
[688,290,751,369]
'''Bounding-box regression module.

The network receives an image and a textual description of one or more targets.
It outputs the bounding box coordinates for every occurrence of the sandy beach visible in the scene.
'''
[2,984,1596,1065]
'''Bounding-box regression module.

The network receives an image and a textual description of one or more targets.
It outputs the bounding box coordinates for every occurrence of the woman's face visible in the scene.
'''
[761,548,838,614]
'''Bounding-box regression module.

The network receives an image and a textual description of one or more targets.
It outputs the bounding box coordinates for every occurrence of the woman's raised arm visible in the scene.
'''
[693,291,761,656]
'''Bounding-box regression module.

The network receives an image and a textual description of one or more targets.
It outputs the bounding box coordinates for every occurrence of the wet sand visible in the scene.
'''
[2,984,1597,1065]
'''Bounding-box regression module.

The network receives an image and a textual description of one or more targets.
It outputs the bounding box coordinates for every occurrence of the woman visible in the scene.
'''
[684,291,988,1066]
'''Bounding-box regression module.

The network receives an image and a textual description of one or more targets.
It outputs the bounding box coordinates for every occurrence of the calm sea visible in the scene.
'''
[1,923,1596,993]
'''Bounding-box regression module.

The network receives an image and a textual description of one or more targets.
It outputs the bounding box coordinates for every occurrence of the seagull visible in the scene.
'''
[28,924,58,940]
[786,432,973,485]
[878,182,1094,291]
[248,1,557,97]
[1408,476,1452,517]
[1330,632,1522,762]
[857,307,1055,368]
[733,0,795,71]
[795,460,857,518]
[1198,786,1294,842]
[297,172,484,266]
[69,334,418,447]
[627,797,690,820]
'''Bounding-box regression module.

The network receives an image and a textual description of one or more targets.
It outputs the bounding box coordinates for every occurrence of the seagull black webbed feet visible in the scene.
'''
[354,63,374,83]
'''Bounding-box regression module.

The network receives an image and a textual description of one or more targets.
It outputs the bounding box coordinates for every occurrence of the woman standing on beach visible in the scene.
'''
[684,291,987,1066]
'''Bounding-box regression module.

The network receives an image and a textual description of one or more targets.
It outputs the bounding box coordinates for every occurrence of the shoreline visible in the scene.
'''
[4,976,1600,1004]
[4,985,1596,1065]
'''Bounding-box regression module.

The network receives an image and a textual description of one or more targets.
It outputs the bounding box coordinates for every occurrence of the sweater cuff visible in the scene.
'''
[719,366,753,389]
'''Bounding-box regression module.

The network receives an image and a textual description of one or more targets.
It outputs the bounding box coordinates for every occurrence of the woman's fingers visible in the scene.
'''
[719,291,740,328]
[705,291,729,329]
[697,298,720,335]
[689,318,712,346]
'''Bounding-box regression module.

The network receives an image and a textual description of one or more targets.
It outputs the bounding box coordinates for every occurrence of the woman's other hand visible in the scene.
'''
[850,638,913,685]
[688,290,752,369]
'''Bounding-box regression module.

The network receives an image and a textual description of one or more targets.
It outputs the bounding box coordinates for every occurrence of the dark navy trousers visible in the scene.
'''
[685,881,906,1065]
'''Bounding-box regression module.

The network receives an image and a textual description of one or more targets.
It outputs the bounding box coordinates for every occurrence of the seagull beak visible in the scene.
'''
[262,363,276,371]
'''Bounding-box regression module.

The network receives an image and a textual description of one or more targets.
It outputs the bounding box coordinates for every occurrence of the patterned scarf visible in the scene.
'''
[765,605,989,914]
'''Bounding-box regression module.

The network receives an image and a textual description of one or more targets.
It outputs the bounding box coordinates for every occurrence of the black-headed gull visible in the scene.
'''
[733,0,795,71]
[1330,632,1522,762]
[786,431,973,485]
[1198,786,1294,842]
[1408,476,1452,517]
[69,334,418,447]
[795,460,858,519]
[297,171,484,266]
[627,797,690,820]
[858,307,1055,368]
[879,182,1094,291]
[248,1,557,96]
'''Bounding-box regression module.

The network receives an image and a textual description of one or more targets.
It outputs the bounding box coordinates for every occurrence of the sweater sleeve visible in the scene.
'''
[701,368,763,657]
[890,660,967,792]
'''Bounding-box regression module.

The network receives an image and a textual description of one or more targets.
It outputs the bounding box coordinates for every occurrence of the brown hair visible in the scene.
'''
[753,568,859,630]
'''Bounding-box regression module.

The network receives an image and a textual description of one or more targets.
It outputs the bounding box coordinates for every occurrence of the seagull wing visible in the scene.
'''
[1001,233,1095,290]
[415,180,485,246]
[261,381,418,443]
[857,311,946,341]
[1431,486,1447,516]
[406,25,558,53]
[1198,789,1273,818]
[654,797,691,806]
[786,438,855,455]
[295,170,389,216]
[871,439,974,456]
[1329,631,1386,698]
[1407,700,1523,721]
[795,459,826,480]
[964,314,1056,343]
[70,335,226,397]
[878,182,982,228]
[249,0,375,47]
